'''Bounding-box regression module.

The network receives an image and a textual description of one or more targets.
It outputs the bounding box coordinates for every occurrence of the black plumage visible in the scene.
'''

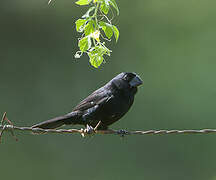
[32,72,143,130]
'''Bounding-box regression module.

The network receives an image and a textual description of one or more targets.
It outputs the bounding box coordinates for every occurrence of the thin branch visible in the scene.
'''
[48,0,52,5]
[99,9,112,24]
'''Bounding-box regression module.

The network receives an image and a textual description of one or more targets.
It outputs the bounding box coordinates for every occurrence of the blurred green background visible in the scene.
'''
[1,0,216,179]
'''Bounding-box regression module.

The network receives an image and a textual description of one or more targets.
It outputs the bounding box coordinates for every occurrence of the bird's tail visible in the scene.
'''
[32,112,81,129]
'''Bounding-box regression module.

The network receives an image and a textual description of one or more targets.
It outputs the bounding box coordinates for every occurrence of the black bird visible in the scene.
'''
[32,72,143,130]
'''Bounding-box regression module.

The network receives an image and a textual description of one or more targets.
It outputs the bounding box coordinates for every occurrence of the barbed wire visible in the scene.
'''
[1,112,216,143]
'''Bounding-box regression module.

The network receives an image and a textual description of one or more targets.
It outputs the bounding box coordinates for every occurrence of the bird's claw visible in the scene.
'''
[86,124,94,134]
[117,129,129,137]
[81,124,95,137]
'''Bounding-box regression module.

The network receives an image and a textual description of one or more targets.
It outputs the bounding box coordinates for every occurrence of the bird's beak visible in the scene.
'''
[129,75,143,87]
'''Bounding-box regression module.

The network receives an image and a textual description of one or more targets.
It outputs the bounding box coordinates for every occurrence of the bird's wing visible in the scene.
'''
[73,87,111,112]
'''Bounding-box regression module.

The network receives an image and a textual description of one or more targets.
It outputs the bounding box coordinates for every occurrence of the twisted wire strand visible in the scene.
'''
[1,112,216,143]
[1,124,216,136]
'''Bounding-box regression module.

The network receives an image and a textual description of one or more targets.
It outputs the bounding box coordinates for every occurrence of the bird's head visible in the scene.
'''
[111,72,143,93]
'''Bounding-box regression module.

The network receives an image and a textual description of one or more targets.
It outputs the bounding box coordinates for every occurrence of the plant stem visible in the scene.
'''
[94,2,100,29]
[93,38,96,47]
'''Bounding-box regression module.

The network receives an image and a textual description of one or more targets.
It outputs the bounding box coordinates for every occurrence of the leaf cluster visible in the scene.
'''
[74,0,119,68]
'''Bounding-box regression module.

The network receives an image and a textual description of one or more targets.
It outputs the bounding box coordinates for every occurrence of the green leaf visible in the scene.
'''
[87,44,112,68]
[112,25,119,42]
[102,44,112,56]
[100,2,109,15]
[82,6,95,18]
[109,0,119,15]
[99,21,113,39]
[75,19,87,32]
[104,0,110,5]
[75,0,92,5]
[78,36,91,52]
[88,46,105,68]
[89,53,104,68]
[84,20,95,36]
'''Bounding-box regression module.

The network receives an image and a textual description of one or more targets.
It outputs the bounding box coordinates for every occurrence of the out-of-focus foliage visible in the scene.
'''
[1,0,216,180]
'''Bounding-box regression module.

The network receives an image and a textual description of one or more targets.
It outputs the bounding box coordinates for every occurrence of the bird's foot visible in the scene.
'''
[117,129,129,137]
[81,121,102,137]
[86,124,95,134]
[81,124,95,137]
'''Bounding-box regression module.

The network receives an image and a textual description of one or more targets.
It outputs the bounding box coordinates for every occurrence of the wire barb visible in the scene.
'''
[0,112,18,143]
